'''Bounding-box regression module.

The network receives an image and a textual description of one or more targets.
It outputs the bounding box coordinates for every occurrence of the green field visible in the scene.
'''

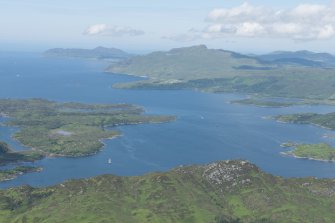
[0,99,174,157]
[1,160,335,222]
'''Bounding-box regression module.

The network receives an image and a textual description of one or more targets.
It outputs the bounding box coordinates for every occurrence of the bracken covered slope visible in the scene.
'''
[1,160,335,223]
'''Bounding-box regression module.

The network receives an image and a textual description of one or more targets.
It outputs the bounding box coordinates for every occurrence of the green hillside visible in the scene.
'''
[1,160,335,223]
[108,45,273,80]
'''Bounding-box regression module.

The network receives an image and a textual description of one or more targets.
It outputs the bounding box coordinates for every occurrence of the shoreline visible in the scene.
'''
[38,133,122,158]
[106,73,335,108]
[0,167,43,183]
[2,107,174,159]
[281,151,335,163]
[0,112,9,118]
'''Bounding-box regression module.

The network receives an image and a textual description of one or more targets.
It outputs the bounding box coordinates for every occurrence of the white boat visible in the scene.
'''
[108,158,112,164]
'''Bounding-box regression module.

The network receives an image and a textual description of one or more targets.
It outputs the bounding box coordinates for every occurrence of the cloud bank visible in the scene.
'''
[168,1,335,41]
[84,24,144,37]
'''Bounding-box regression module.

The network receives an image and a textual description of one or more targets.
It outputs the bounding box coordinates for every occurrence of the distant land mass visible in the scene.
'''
[256,50,335,68]
[44,46,131,60]
[1,160,335,222]
[108,45,335,102]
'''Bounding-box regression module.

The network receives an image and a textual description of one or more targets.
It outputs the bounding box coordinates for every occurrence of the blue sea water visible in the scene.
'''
[1,51,335,188]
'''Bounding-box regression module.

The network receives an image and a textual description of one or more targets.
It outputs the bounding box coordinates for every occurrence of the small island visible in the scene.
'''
[0,98,175,158]
[282,143,335,162]
[280,141,299,148]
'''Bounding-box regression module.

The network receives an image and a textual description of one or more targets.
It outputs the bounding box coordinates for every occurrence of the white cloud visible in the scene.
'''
[207,3,272,24]
[206,24,235,34]
[236,22,265,37]
[272,23,302,35]
[162,33,201,42]
[168,1,335,42]
[84,24,145,37]
[290,4,326,17]
[318,25,335,39]
[84,24,108,35]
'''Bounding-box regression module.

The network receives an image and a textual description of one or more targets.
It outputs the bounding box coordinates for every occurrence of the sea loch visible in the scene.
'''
[1,52,335,188]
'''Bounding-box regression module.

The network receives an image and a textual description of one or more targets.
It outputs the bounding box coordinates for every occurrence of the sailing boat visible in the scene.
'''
[108,158,112,164]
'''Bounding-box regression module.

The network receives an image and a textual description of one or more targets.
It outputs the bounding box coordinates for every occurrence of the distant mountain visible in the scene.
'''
[2,160,335,222]
[44,46,131,60]
[108,45,275,80]
[257,50,335,68]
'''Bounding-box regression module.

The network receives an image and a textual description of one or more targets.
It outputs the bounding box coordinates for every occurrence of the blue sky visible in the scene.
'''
[0,0,334,53]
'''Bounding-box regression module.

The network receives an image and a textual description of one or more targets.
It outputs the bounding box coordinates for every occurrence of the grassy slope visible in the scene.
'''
[108,45,335,100]
[1,160,335,223]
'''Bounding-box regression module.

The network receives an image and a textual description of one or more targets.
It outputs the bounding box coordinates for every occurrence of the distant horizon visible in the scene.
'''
[2,44,335,56]
[1,0,335,54]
